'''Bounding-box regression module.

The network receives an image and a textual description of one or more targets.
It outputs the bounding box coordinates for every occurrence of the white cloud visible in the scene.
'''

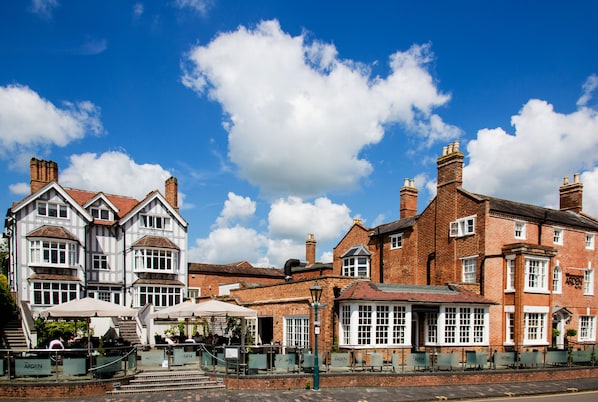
[8,182,30,196]
[268,196,353,242]
[60,151,177,201]
[29,0,58,19]
[132,3,144,18]
[189,193,353,267]
[0,84,103,168]
[77,38,108,55]
[174,0,211,15]
[577,74,598,107]
[464,94,598,216]
[188,225,268,265]
[214,192,256,228]
[182,20,455,197]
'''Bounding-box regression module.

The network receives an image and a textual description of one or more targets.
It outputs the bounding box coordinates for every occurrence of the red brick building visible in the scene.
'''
[332,141,598,350]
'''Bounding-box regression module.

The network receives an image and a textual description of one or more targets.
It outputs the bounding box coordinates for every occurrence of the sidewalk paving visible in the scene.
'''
[4,376,596,402]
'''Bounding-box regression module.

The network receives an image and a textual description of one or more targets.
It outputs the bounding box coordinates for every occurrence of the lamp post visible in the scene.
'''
[310,281,322,391]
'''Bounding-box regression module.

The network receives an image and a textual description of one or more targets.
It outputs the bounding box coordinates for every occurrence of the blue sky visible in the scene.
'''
[1,0,598,267]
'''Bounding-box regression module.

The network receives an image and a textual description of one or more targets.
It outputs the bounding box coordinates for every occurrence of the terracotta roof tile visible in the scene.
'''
[188,262,285,278]
[337,281,495,305]
[26,225,79,241]
[132,236,179,250]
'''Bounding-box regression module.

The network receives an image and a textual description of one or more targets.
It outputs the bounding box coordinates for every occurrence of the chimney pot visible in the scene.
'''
[453,140,460,152]
[403,178,410,187]
[574,173,580,184]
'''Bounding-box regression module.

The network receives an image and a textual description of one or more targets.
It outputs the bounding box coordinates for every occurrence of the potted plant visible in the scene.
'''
[565,328,577,350]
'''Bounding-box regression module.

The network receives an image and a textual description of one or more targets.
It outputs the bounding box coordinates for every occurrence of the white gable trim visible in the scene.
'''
[11,182,93,221]
[119,190,188,228]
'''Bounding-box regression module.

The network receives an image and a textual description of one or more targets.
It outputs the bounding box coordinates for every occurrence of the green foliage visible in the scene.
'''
[34,317,87,347]
[0,274,16,328]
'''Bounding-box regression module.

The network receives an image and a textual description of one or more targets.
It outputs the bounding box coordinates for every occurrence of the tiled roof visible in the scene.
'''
[28,273,81,282]
[371,216,418,236]
[132,278,185,286]
[132,236,179,250]
[471,191,598,231]
[340,244,371,258]
[26,225,79,241]
[188,262,285,278]
[336,281,495,304]
[65,188,140,219]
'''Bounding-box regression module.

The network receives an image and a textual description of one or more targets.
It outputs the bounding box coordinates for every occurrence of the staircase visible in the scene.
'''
[2,318,28,349]
[118,318,141,345]
[107,370,225,395]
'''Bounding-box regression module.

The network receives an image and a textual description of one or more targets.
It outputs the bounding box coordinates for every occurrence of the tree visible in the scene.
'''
[0,274,16,329]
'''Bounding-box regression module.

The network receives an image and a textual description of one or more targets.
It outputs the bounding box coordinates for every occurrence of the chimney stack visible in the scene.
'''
[560,173,583,214]
[437,140,464,191]
[30,158,59,194]
[400,178,418,219]
[165,177,179,212]
[306,233,316,266]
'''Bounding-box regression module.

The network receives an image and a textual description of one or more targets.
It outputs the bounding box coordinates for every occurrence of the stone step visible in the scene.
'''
[121,379,220,390]
[108,383,225,395]
[130,375,211,384]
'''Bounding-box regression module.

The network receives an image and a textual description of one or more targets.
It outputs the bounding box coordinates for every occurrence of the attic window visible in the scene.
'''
[91,207,111,221]
[37,201,68,219]
[449,216,475,238]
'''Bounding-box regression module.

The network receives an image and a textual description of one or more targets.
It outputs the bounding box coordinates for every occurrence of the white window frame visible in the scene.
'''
[586,233,595,250]
[284,316,309,349]
[91,207,112,221]
[141,214,172,230]
[440,306,488,346]
[449,215,476,238]
[29,239,78,267]
[339,303,410,347]
[342,256,370,277]
[579,316,596,341]
[187,287,201,299]
[32,281,79,306]
[553,228,563,245]
[390,233,403,250]
[514,221,526,240]
[88,286,121,305]
[505,256,516,292]
[137,285,182,308]
[523,306,549,345]
[462,256,477,283]
[37,201,68,219]
[584,268,594,295]
[92,253,109,270]
[524,257,549,293]
[552,265,562,294]
[505,308,515,345]
[134,248,178,272]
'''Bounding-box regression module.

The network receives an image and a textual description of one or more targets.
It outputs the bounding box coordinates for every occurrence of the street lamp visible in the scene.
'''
[310,281,323,391]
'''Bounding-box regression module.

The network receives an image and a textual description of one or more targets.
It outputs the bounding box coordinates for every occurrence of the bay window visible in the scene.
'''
[29,239,78,267]
[134,248,177,272]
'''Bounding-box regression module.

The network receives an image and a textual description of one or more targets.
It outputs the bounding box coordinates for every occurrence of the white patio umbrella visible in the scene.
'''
[150,299,257,319]
[39,297,138,319]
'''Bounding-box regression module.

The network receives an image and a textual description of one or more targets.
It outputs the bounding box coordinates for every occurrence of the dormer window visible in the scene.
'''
[341,245,371,278]
[91,207,111,221]
[450,216,475,238]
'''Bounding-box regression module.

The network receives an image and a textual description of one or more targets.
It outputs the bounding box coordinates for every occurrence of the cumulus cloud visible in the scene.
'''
[268,196,353,242]
[182,19,456,197]
[132,3,144,18]
[189,193,353,267]
[464,84,598,215]
[0,84,103,168]
[214,192,256,228]
[60,151,179,202]
[29,0,58,19]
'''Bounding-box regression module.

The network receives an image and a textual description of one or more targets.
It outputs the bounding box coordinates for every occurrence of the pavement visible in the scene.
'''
[4,377,598,402]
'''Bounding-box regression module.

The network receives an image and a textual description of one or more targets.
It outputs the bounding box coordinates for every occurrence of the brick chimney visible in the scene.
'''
[400,178,418,219]
[437,140,463,191]
[306,233,316,266]
[30,158,59,194]
[165,177,179,212]
[559,173,583,214]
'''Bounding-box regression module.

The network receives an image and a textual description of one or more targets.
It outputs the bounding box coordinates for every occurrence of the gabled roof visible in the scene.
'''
[188,262,285,278]
[469,191,598,231]
[11,182,92,221]
[337,281,495,305]
[26,225,79,242]
[119,190,188,228]
[132,235,179,250]
[340,244,371,258]
[65,188,142,219]
[370,215,418,236]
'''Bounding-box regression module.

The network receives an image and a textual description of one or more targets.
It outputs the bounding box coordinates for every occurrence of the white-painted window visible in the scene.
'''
[92,254,108,270]
[524,312,547,343]
[141,214,172,230]
[584,269,594,295]
[506,258,516,291]
[32,281,78,306]
[137,285,182,307]
[579,316,596,341]
[37,201,68,218]
[525,257,549,292]
[91,207,111,221]
[514,221,526,240]
[552,266,562,294]
[29,240,78,267]
[390,233,403,249]
[462,257,477,283]
[284,316,309,349]
[586,233,595,250]
[553,228,563,245]
[449,216,475,238]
